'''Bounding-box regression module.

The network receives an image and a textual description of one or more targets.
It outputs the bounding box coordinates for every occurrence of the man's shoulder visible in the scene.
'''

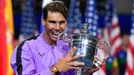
[18,35,40,49]
[26,35,40,44]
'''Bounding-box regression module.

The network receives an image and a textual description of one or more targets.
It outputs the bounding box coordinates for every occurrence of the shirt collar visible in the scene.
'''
[36,32,52,55]
[37,32,68,56]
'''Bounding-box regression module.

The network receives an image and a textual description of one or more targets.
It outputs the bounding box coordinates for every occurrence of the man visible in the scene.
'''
[11,1,99,75]
[105,33,129,75]
[115,33,129,75]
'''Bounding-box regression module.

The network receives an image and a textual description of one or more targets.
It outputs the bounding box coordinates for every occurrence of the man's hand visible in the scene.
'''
[85,65,100,75]
[54,47,84,72]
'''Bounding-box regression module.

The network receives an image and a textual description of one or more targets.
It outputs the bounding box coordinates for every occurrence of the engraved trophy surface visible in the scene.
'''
[72,23,98,68]
[57,23,110,75]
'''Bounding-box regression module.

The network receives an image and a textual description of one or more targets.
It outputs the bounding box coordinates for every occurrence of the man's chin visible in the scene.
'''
[51,37,58,42]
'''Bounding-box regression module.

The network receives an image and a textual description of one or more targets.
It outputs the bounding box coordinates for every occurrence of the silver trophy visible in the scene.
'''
[57,23,110,75]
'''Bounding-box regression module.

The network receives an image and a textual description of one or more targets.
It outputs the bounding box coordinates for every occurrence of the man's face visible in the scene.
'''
[43,11,67,43]
[122,35,129,47]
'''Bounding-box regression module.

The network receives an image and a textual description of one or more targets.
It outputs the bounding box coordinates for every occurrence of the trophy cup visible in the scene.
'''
[57,23,110,75]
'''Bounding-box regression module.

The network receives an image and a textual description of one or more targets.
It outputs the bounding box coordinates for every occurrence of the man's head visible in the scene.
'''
[42,1,68,20]
[42,1,68,45]
[121,33,129,50]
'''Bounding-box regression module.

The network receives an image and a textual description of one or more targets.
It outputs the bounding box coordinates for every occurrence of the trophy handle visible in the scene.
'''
[93,40,110,68]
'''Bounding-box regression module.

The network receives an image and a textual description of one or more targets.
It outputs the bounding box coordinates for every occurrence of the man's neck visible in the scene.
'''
[43,32,56,46]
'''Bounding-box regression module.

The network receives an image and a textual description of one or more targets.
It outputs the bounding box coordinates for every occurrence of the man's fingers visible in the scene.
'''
[88,67,99,73]
[72,55,84,60]
[68,65,83,70]
[68,61,84,67]
[86,65,100,73]
[66,54,83,62]
[66,47,77,57]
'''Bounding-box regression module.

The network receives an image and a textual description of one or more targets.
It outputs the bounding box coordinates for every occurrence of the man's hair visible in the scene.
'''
[42,1,68,20]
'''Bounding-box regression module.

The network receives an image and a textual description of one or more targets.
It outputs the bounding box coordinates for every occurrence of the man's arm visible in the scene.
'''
[10,42,53,75]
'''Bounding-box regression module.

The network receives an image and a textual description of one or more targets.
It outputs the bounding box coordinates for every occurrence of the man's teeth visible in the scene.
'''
[53,33,59,38]
[53,32,60,35]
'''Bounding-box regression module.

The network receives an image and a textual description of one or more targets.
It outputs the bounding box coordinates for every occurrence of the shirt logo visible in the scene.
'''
[38,52,45,58]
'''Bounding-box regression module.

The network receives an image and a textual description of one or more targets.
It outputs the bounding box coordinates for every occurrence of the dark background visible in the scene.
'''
[12,0,133,39]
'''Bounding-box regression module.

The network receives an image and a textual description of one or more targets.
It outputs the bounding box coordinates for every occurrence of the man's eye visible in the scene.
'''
[59,21,65,24]
[49,21,56,23]
[60,21,65,24]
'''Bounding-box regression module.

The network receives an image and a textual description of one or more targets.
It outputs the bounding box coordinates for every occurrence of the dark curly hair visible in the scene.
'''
[42,1,68,20]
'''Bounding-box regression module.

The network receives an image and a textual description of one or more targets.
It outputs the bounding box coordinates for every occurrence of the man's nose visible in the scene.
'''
[55,23,60,30]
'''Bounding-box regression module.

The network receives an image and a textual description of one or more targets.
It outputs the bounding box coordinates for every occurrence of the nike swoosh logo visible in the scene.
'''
[38,53,45,58]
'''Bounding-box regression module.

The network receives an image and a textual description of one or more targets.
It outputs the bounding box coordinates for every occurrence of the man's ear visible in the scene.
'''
[42,17,45,26]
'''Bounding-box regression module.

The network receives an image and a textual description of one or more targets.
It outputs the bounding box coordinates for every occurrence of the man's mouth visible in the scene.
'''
[52,31,60,38]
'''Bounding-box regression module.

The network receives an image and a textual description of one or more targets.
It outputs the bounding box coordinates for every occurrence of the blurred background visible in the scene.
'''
[0,0,134,75]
